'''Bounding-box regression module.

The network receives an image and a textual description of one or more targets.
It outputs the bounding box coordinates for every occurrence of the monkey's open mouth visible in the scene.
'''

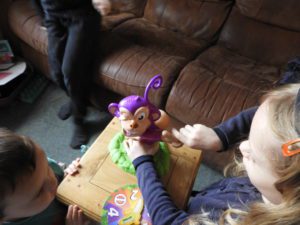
[123,129,138,137]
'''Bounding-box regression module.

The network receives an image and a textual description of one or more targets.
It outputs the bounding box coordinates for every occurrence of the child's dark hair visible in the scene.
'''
[0,128,36,219]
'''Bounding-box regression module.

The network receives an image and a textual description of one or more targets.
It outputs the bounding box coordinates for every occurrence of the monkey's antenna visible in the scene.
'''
[144,74,163,102]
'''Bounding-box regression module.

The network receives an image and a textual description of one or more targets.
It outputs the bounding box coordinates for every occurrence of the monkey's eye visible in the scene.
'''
[137,112,145,121]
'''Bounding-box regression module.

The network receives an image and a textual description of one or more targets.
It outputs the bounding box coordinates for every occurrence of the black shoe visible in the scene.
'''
[70,123,88,149]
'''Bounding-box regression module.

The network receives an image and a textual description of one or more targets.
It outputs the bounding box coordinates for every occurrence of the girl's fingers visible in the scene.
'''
[180,127,191,137]
[178,126,191,137]
[184,124,194,132]
[171,128,186,142]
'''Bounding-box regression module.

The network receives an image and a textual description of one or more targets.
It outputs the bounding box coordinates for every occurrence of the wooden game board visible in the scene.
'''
[56,117,202,222]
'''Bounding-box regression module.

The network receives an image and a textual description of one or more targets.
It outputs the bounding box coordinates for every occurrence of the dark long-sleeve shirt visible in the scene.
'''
[133,106,261,225]
[134,156,261,225]
[213,106,258,150]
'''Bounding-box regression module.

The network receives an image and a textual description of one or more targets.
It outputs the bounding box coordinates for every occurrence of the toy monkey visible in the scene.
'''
[108,75,182,147]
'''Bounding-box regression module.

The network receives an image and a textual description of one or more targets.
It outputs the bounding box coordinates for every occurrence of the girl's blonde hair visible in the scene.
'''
[187,84,300,225]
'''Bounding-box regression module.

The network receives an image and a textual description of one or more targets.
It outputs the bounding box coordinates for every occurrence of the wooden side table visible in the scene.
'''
[57,117,202,222]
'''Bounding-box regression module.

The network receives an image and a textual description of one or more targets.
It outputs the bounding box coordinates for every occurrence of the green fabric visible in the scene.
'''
[108,132,170,176]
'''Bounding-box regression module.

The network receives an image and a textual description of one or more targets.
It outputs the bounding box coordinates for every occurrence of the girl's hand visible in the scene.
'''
[124,139,159,161]
[161,130,183,148]
[66,205,92,225]
[172,124,223,151]
[64,158,81,176]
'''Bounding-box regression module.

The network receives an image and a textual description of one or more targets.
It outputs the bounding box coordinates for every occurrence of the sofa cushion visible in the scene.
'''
[101,14,138,30]
[165,45,283,171]
[112,18,207,59]
[219,2,300,66]
[165,45,282,127]
[236,0,300,31]
[104,0,147,16]
[96,32,188,107]
[143,0,234,43]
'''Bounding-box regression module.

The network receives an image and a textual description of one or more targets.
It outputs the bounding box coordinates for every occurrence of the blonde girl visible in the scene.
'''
[125,84,300,225]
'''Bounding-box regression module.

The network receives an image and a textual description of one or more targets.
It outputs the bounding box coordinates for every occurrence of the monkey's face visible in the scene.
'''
[119,107,151,137]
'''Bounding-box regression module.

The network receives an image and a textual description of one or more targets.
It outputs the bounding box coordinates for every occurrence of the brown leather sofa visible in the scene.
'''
[1,0,299,171]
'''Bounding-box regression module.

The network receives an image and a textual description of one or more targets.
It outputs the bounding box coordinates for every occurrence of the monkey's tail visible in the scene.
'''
[144,74,163,102]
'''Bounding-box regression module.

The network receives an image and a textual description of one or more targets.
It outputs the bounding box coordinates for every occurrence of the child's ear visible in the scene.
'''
[108,103,120,117]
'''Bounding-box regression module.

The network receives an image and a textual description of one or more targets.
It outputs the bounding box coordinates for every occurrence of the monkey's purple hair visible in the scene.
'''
[120,74,162,111]
[119,95,148,114]
[108,75,163,120]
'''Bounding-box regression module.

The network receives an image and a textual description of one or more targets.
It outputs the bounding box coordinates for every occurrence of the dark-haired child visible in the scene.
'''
[0,128,89,225]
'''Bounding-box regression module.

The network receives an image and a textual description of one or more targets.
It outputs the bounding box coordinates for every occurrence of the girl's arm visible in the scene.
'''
[133,155,189,225]
[124,140,189,224]
[172,106,257,152]
[213,106,257,150]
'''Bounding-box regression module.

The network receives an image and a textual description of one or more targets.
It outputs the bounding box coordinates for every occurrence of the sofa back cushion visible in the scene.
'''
[109,0,147,16]
[143,0,234,42]
[219,0,300,66]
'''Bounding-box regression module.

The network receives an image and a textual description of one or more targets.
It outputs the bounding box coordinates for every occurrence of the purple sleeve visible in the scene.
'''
[133,156,189,225]
[213,106,258,151]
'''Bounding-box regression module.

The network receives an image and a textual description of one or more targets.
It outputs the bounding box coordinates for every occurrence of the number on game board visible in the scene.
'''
[130,189,139,201]
[108,207,119,217]
[114,194,127,206]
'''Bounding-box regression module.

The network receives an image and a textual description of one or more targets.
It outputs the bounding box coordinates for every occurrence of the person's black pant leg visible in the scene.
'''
[61,14,101,120]
[45,17,68,93]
